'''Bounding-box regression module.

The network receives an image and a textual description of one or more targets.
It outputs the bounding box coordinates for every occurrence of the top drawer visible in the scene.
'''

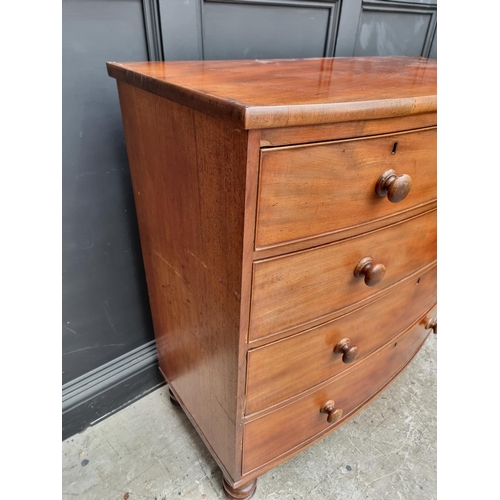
[255,128,436,250]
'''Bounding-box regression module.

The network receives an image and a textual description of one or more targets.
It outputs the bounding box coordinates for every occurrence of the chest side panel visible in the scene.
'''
[116,82,250,480]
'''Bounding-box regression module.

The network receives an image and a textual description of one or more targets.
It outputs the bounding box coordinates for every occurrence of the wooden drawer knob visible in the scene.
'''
[334,338,360,364]
[425,317,437,334]
[375,169,412,203]
[354,257,386,286]
[320,400,343,424]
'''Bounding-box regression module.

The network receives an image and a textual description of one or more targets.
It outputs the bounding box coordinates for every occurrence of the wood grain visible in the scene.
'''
[242,309,434,474]
[246,265,436,414]
[256,128,436,249]
[116,82,252,481]
[250,209,436,340]
[260,113,437,147]
[252,201,437,260]
[107,57,437,129]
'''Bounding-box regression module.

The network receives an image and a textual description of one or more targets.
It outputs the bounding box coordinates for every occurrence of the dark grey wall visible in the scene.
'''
[62,0,436,440]
[62,0,161,438]
[336,0,437,58]
[159,0,436,63]
[159,0,342,60]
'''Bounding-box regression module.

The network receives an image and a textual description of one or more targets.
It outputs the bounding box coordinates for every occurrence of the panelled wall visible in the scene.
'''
[158,0,436,61]
[62,0,437,439]
[62,0,160,439]
[159,0,342,60]
[336,0,437,58]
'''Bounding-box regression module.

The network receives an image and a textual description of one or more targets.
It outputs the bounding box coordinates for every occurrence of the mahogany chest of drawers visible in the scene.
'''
[107,57,437,499]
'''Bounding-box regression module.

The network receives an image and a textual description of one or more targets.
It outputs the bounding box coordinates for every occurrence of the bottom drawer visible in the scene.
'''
[242,305,436,475]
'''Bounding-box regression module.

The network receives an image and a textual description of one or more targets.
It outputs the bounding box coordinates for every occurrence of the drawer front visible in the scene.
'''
[246,265,436,414]
[256,128,436,249]
[242,306,435,474]
[250,209,436,341]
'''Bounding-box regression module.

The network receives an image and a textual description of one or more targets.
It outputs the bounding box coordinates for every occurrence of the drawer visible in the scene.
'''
[250,209,436,341]
[242,305,436,474]
[256,128,436,249]
[246,265,436,414]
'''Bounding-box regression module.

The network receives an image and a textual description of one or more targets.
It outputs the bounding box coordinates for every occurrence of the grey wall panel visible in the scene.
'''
[335,0,364,56]
[62,0,153,385]
[202,1,332,60]
[159,0,203,60]
[159,0,341,61]
[354,10,432,56]
[386,0,436,4]
[336,0,437,58]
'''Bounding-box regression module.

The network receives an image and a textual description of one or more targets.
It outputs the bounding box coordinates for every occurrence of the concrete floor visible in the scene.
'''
[62,335,436,500]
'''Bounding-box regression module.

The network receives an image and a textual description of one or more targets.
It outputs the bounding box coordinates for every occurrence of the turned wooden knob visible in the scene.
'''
[425,317,437,334]
[320,400,343,424]
[354,257,386,286]
[375,169,412,203]
[334,338,360,364]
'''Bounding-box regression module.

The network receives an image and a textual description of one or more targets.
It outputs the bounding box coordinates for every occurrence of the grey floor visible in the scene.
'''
[62,335,436,500]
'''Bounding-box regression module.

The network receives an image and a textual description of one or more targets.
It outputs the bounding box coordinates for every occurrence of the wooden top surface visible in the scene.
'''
[107,57,437,129]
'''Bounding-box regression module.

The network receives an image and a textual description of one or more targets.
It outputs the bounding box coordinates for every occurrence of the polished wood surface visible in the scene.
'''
[116,82,254,481]
[250,209,436,340]
[253,202,437,261]
[260,113,437,147]
[107,57,437,129]
[242,312,432,474]
[256,128,436,249]
[245,266,436,414]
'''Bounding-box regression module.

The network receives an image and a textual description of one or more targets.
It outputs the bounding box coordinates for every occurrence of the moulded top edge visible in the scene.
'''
[106,57,437,130]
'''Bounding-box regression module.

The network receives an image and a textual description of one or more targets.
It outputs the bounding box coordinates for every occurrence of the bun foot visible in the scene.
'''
[222,478,257,500]
[168,388,181,407]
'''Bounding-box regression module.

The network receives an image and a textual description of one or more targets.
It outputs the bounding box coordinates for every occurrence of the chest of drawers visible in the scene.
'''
[107,56,437,499]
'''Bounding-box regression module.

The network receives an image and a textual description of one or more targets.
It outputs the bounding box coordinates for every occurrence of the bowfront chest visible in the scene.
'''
[107,57,437,499]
